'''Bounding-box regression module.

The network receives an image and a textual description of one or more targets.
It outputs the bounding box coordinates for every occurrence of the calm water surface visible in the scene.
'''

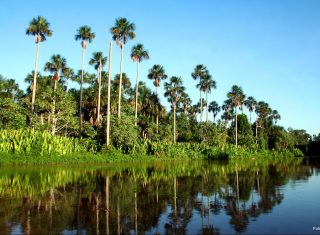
[0,158,319,234]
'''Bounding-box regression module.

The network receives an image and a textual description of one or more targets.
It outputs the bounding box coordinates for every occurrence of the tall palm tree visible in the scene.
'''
[110,17,136,118]
[106,40,113,146]
[61,67,74,93]
[147,65,168,132]
[43,54,67,135]
[26,16,52,114]
[208,101,220,123]
[164,76,185,143]
[89,51,107,125]
[198,73,216,122]
[244,96,257,123]
[255,101,271,144]
[227,85,246,146]
[75,25,95,135]
[131,43,149,126]
[192,64,208,122]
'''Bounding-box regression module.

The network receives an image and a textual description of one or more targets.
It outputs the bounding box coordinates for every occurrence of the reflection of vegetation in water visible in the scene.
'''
[0,157,312,234]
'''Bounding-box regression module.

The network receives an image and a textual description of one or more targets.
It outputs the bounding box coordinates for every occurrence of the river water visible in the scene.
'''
[0,157,319,234]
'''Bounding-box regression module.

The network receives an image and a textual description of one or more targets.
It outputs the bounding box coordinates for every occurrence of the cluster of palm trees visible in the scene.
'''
[26,16,281,145]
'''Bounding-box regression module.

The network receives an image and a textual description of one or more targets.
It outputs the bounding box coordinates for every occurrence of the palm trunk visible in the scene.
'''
[206,90,208,122]
[255,119,258,144]
[235,107,238,146]
[249,111,252,124]
[51,80,57,135]
[31,39,40,114]
[106,41,112,145]
[173,101,176,143]
[135,192,138,235]
[156,86,159,134]
[134,61,139,126]
[105,176,109,235]
[118,42,124,118]
[200,85,203,122]
[79,46,85,136]
[174,176,177,218]
[97,63,102,125]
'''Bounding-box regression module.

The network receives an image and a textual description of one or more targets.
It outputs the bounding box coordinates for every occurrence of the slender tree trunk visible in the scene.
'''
[106,41,113,145]
[200,86,203,122]
[31,39,40,114]
[156,86,159,134]
[79,46,86,136]
[206,90,208,122]
[117,197,120,235]
[134,61,139,126]
[97,63,102,125]
[235,107,238,146]
[135,192,138,235]
[174,176,177,218]
[236,169,240,211]
[249,111,252,124]
[173,101,176,143]
[118,43,124,118]
[51,80,57,135]
[105,176,109,235]
[255,119,258,144]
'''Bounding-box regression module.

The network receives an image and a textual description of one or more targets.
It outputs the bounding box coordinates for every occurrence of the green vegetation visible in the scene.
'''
[0,16,315,165]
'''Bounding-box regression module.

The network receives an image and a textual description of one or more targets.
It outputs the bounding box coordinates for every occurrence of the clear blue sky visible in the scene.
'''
[0,0,319,135]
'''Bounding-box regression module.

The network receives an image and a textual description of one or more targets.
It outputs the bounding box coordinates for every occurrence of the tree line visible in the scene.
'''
[0,16,316,154]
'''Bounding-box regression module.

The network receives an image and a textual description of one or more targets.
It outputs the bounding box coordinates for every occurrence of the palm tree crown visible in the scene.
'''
[227,85,246,108]
[110,17,136,47]
[164,76,185,104]
[131,44,149,62]
[148,65,168,88]
[191,64,208,81]
[26,16,52,42]
[75,25,95,48]
[44,54,67,80]
[89,52,107,70]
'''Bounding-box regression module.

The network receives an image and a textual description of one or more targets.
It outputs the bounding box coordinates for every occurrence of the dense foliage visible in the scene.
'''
[0,16,316,162]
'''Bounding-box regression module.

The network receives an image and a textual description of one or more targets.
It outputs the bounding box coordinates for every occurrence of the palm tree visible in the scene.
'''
[179,91,192,113]
[221,99,233,126]
[227,85,246,146]
[26,16,52,114]
[113,73,132,98]
[198,73,216,122]
[192,64,208,122]
[75,25,95,135]
[244,96,257,123]
[208,101,220,123]
[164,76,185,143]
[255,101,272,144]
[43,54,67,135]
[110,17,136,118]
[131,43,149,126]
[271,110,281,124]
[61,67,74,93]
[106,40,113,146]
[89,51,107,125]
[147,65,168,132]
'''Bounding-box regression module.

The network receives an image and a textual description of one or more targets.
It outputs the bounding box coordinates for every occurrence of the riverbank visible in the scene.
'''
[0,146,303,165]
